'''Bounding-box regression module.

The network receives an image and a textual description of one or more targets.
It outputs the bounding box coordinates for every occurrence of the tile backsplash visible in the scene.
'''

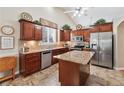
[19,41,67,52]
[19,41,41,51]
[19,40,90,53]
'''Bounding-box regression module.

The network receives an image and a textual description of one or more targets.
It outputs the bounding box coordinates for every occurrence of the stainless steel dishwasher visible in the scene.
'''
[41,50,52,69]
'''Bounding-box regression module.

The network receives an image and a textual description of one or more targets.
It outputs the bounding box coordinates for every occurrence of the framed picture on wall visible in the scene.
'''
[0,36,15,50]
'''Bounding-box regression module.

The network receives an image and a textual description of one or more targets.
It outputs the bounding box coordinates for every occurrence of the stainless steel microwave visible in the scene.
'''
[72,36,83,42]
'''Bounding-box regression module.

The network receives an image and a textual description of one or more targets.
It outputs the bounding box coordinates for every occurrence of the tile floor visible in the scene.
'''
[1,63,124,86]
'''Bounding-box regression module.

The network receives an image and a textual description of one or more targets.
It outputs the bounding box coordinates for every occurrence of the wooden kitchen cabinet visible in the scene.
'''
[64,30,71,41]
[90,22,113,33]
[59,59,90,85]
[77,30,83,36]
[20,20,34,40]
[72,30,83,36]
[99,23,112,32]
[60,30,71,41]
[34,25,42,40]
[71,30,77,36]
[19,19,42,40]
[90,25,99,33]
[60,30,64,41]
[83,29,90,42]
[52,48,69,64]
[19,52,41,76]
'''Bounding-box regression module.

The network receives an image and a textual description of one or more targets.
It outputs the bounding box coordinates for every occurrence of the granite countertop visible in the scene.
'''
[20,47,67,54]
[54,50,95,65]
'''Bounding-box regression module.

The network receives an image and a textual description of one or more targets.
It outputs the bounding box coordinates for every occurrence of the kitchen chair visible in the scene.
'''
[0,56,16,82]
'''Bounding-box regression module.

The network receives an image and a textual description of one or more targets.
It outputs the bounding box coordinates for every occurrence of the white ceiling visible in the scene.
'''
[61,7,124,26]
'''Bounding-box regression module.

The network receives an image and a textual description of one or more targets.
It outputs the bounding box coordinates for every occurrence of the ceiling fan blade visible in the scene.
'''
[64,10,75,13]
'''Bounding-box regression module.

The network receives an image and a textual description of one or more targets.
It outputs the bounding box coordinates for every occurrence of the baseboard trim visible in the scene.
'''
[114,67,124,70]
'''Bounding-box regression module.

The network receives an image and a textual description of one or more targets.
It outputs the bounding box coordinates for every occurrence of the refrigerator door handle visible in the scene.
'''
[97,46,100,51]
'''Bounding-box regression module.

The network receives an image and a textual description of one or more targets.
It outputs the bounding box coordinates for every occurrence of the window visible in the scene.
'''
[42,26,57,44]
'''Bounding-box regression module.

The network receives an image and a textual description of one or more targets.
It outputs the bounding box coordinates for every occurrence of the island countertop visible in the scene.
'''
[54,50,95,65]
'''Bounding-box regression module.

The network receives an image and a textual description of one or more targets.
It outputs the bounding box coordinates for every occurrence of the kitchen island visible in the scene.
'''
[54,50,94,86]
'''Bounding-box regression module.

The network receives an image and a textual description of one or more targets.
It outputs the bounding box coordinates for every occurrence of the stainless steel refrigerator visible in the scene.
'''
[90,32,113,68]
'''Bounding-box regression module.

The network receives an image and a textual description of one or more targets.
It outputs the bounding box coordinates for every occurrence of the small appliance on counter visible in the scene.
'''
[20,47,30,53]
[63,43,70,48]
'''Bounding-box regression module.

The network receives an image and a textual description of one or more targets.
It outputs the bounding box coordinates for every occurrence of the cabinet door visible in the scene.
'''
[99,23,112,32]
[60,30,71,41]
[83,30,90,42]
[60,48,69,54]
[64,30,70,41]
[90,26,99,33]
[60,30,64,41]
[72,30,83,36]
[72,30,78,36]
[25,60,33,75]
[34,25,42,40]
[79,30,83,36]
[21,21,34,40]
[20,52,41,76]
[52,49,59,64]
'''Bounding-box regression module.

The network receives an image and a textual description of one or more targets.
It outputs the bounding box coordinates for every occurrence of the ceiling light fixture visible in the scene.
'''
[64,7,89,17]
[78,13,81,17]
[73,12,77,16]
[73,7,88,17]
[80,11,84,14]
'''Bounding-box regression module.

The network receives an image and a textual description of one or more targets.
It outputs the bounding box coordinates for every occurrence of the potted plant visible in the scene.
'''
[33,20,42,25]
[62,24,71,31]
[94,18,106,25]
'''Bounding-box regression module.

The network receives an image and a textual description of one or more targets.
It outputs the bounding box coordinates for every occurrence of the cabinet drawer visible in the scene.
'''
[19,52,41,76]
[25,57,40,62]
[25,52,40,59]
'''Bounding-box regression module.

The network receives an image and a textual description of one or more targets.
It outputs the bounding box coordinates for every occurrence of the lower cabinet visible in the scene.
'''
[83,48,91,51]
[52,48,69,64]
[19,48,69,76]
[19,52,41,76]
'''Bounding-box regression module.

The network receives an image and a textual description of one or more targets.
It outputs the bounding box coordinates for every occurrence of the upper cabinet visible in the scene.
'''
[99,23,112,32]
[60,30,71,41]
[34,25,42,40]
[72,30,83,36]
[20,20,34,40]
[83,29,90,42]
[90,25,99,33]
[19,19,42,40]
[90,22,113,33]
[71,22,113,42]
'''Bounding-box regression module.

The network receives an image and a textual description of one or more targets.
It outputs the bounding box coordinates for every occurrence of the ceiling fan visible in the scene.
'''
[64,7,89,17]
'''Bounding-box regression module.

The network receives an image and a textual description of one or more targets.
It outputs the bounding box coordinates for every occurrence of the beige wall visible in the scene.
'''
[116,21,124,68]
[0,7,75,76]
[113,16,124,70]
